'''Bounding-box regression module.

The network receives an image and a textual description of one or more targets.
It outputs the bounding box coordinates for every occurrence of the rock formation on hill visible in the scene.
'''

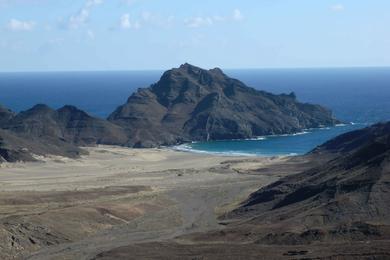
[4,104,128,146]
[0,105,14,126]
[225,121,390,244]
[0,129,83,162]
[108,63,339,147]
[0,104,128,162]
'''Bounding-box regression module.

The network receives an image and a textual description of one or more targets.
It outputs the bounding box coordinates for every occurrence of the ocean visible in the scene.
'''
[1,67,389,156]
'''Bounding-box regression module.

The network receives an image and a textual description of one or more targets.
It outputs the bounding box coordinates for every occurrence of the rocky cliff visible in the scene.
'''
[108,64,339,147]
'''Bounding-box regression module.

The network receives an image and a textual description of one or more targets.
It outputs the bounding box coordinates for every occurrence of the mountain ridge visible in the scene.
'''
[108,63,340,147]
[0,104,127,162]
[1,63,340,160]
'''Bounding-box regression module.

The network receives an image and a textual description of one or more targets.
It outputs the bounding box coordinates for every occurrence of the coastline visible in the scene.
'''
[173,122,365,157]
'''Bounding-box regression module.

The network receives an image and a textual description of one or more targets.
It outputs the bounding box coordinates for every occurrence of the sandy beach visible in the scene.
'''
[0,146,307,259]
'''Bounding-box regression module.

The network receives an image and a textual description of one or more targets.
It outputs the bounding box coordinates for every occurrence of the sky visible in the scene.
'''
[0,0,389,71]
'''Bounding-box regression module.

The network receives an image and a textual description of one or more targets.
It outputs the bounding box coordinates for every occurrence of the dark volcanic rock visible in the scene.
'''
[56,105,128,146]
[0,105,15,126]
[0,129,83,162]
[3,104,128,146]
[228,122,390,243]
[0,104,128,162]
[108,63,339,147]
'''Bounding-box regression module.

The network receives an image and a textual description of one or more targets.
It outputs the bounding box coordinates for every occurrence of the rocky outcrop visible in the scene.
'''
[0,104,128,162]
[0,105,14,126]
[227,122,390,243]
[0,129,84,162]
[108,63,339,147]
[4,104,128,146]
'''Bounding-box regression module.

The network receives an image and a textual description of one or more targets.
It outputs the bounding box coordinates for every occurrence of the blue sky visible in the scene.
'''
[0,0,389,71]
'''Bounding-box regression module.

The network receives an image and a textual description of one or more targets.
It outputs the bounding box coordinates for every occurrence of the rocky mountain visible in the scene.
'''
[108,63,339,147]
[0,128,84,163]
[0,105,14,126]
[0,63,341,160]
[0,104,128,162]
[226,122,390,244]
[3,104,128,146]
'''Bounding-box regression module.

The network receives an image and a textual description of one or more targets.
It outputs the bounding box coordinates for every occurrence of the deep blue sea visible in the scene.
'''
[1,67,389,156]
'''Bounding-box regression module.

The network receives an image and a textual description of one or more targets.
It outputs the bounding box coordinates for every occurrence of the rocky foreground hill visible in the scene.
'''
[94,122,390,259]
[0,64,340,161]
[227,122,390,241]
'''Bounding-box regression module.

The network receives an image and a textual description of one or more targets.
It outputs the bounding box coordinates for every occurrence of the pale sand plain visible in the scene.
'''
[0,146,307,259]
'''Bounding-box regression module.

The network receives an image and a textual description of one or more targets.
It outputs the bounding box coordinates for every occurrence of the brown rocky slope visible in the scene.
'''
[94,122,390,259]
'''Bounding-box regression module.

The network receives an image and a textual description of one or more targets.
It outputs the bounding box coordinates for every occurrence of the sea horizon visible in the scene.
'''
[1,65,390,74]
[2,67,388,156]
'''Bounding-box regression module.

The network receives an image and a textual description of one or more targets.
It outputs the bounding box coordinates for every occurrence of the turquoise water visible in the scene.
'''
[175,124,365,156]
[1,68,389,156]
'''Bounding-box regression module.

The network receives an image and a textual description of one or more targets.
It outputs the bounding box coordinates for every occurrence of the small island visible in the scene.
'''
[1,64,339,162]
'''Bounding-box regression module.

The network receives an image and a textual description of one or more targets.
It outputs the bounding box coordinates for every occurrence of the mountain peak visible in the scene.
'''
[0,104,13,114]
[179,62,193,69]
[175,63,204,75]
[31,103,52,110]
[109,64,339,147]
[176,63,224,75]
[59,105,79,111]
[24,104,54,115]
[58,105,88,114]
[0,104,14,125]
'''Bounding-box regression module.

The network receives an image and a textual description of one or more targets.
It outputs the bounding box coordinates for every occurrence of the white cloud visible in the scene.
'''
[139,11,175,28]
[330,4,345,12]
[120,14,131,29]
[69,9,89,29]
[185,9,244,28]
[68,0,103,29]
[6,19,35,31]
[85,0,102,7]
[185,16,213,28]
[232,9,243,21]
[120,13,140,30]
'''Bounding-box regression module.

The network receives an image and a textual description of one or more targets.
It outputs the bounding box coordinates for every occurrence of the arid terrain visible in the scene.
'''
[0,146,309,259]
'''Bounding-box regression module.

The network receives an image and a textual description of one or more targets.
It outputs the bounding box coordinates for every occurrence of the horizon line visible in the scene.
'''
[1,65,390,74]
